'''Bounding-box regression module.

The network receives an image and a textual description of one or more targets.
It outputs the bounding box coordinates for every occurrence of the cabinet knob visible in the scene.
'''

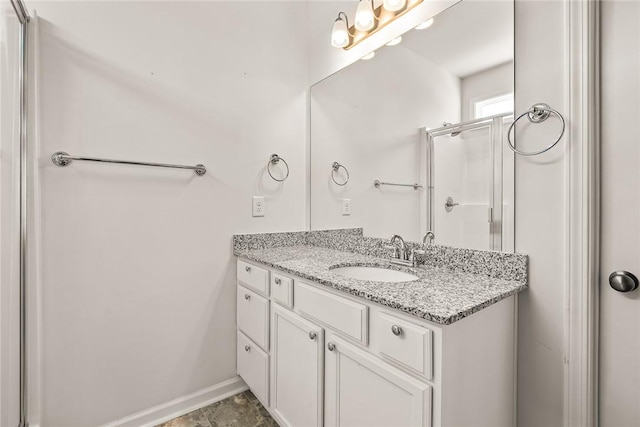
[309,331,317,340]
[245,266,251,273]
[244,294,251,300]
[391,325,403,336]
[275,278,281,285]
[244,345,250,352]
[327,342,336,352]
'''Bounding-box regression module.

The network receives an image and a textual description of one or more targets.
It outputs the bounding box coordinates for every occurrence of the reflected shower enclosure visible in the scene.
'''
[426,114,515,252]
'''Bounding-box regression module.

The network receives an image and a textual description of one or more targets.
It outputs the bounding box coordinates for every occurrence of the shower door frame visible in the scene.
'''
[7,1,30,427]
[424,112,514,251]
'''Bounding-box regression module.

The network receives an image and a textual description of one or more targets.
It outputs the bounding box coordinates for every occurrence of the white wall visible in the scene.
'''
[514,1,567,425]
[0,3,22,426]
[29,2,308,426]
[310,43,460,241]
[461,61,513,122]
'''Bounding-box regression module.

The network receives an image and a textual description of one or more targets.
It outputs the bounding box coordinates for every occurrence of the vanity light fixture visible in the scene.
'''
[331,0,423,50]
[355,0,376,31]
[331,12,351,48]
[414,18,434,29]
[386,36,402,46]
[383,0,407,13]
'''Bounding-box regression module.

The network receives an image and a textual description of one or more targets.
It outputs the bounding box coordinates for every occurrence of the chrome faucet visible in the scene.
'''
[390,234,408,261]
[423,231,435,245]
[385,235,422,267]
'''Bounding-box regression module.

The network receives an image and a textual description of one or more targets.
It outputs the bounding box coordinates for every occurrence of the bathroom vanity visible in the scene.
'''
[233,230,527,427]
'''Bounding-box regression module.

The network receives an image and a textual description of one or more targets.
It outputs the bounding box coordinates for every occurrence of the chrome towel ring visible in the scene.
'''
[507,103,565,156]
[267,154,289,182]
[331,162,350,186]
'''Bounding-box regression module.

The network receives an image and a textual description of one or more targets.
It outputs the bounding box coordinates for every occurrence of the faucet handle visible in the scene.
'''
[410,248,425,267]
[384,245,399,258]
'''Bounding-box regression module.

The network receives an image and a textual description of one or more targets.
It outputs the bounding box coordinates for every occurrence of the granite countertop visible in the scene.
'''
[234,245,527,325]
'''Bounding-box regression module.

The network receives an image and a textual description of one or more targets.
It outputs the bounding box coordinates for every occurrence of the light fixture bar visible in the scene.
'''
[342,0,423,50]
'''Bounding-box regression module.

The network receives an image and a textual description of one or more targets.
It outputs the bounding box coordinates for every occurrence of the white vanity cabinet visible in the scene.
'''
[270,305,324,427]
[236,258,516,427]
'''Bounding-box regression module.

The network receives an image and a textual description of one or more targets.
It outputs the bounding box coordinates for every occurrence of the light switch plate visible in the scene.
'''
[253,196,265,217]
[342,199,351,216]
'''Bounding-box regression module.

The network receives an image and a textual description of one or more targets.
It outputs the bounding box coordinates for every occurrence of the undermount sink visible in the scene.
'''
[330,266,419,282]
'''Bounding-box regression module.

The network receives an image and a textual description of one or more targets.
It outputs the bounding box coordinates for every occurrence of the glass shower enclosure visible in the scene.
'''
[425,113,514,252]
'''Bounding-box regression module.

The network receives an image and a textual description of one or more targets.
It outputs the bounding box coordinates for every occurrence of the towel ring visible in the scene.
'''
[507,103,565,156]
[267,154,289,182]
[331,162,350,186]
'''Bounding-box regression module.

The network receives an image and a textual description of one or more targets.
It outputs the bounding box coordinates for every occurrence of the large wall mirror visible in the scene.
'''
[310,0,514,251]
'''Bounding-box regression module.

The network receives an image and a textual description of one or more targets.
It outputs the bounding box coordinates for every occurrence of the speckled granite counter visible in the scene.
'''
[233,230,528,325]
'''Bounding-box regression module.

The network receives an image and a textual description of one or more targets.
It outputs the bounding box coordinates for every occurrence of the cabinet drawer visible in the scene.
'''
[237,260,269,296]
[295,281,368,345]
[237,285,269,351]
[377,312,433,380]
[271,273,293,308]
[237,331,269,406]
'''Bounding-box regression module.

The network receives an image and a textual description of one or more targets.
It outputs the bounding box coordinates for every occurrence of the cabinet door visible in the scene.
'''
[325,336,432,427]
[271,305,324,427]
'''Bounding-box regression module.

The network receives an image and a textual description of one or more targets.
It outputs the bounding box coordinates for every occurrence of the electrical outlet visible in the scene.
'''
[342,199,351,216]
[252,196,265,217]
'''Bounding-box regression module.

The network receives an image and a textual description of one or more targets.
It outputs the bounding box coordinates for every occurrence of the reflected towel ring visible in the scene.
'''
[507,103,566,156]
[331,162,350,186]
[267,154,289,182]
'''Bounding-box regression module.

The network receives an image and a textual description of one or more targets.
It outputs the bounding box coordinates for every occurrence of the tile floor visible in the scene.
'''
[156,390,278,427]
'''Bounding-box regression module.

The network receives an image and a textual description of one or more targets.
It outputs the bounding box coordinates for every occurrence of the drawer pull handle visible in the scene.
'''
[275,278,281,285]
[309,331,317,340]
[391,325,403,336]
[327,342,336,352]
[245,266,251,273]
[244,345,250,352]
[244,294,251,300]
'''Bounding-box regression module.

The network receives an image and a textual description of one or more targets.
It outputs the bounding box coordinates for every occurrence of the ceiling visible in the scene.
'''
[400,0,513,78]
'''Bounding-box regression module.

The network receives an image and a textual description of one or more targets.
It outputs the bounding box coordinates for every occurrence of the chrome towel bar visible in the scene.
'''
[374,180,422,190]
[51,151,207,176]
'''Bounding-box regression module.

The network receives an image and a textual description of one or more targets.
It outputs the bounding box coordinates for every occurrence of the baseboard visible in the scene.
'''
[100,376,248,427]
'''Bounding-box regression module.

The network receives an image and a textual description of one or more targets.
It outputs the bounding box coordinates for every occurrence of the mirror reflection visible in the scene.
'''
[310,0,514,251]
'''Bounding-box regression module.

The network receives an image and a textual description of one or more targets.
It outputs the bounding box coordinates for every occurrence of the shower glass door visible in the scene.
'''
[426,114,514,251]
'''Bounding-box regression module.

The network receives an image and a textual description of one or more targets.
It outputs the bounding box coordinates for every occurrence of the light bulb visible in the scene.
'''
[331,15,350,48]
[386,36,402,46]
[415,18,434,30]
[355,0,375,31]
[361,51,376,60]
[383,0,406,12]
